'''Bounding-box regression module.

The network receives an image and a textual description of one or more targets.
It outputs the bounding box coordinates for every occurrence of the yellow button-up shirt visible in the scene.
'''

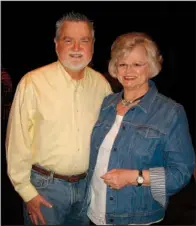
[6,61,112,202]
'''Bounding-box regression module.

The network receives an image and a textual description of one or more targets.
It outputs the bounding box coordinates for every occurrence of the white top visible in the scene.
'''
[87,115,123,225]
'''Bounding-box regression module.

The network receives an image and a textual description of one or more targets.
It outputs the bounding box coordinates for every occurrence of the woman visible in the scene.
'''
[86,32,195,225]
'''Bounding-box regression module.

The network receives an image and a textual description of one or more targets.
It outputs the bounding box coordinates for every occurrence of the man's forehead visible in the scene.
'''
[62,21,90,30]
[60,21,92,37]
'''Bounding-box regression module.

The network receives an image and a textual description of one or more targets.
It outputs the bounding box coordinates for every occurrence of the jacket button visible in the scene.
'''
[110,219,114,223]
[110,197,113,200]
[122,125,125,130]
[113,147,117,152]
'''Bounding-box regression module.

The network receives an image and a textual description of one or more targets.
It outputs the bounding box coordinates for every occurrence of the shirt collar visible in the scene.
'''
[57,60,72,82]
[57,60,88,91]
[103,80,158,114]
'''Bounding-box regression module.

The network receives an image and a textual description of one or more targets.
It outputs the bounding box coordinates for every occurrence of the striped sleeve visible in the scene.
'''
[149,167,166,207]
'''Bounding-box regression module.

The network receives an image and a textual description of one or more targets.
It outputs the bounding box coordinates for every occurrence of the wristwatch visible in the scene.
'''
[136,170,144,186]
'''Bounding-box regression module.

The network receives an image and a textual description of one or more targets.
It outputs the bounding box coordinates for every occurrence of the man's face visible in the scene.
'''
[55,21,94,72]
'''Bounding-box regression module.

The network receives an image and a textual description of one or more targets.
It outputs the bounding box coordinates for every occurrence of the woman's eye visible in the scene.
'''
[134,63,146,67]
[119,64,126,67]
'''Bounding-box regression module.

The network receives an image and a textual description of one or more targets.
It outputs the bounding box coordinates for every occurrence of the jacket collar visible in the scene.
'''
[103,80,158,114]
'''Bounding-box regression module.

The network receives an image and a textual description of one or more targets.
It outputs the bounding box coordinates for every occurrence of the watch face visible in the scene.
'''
[137,176,144,184]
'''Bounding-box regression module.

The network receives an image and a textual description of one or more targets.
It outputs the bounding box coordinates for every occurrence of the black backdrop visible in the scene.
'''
[1,1,196,225]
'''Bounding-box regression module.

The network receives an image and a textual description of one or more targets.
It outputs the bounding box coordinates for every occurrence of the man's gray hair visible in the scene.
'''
[55,12,95,40]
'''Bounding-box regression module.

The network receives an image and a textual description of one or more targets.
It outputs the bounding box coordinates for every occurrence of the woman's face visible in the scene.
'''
[116,45,151,91]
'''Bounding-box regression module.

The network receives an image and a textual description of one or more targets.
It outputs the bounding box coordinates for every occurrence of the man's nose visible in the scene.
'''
[72,41,80,51]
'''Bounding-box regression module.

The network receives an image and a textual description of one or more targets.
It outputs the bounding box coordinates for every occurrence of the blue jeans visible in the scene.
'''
[23,169,90,225]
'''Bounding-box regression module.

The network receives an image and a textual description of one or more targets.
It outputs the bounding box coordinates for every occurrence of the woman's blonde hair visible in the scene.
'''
[108,32,163,78]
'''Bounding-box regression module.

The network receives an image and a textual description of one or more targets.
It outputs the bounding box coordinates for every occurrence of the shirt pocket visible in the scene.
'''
[131,125,163,156]
[38,97,62,121]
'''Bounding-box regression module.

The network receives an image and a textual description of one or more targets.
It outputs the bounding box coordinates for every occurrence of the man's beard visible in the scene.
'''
[62,59,91,71]
[58,51,92,72]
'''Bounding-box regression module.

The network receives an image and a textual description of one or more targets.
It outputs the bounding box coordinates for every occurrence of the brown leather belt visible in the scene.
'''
[32,165,86,183]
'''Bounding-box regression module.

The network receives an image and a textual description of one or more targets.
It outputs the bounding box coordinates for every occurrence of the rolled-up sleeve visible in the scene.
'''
[150,167,166,207]
[6,74,38,202]
[150,104,195,207]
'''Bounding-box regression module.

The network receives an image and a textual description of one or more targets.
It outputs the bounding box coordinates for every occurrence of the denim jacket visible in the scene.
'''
[85,80,195,225]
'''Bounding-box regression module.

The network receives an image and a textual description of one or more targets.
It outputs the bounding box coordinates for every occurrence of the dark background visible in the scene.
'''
[1,1,196,225]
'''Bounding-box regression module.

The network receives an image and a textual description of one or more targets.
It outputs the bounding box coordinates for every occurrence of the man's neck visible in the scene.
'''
[64,67,86,80]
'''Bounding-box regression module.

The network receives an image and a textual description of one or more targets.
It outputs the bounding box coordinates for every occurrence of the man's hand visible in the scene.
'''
[26,194,52,225]
[101,169,138,189]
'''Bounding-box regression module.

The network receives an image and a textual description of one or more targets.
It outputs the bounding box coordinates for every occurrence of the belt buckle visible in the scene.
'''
[67,175,78,183]
[50,170,55,181]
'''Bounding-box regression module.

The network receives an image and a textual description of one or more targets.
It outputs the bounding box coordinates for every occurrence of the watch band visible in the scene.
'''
[137,170,144,186]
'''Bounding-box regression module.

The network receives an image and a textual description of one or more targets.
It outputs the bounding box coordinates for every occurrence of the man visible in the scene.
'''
[6,12,111,225]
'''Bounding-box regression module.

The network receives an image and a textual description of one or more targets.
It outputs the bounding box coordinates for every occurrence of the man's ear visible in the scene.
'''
[54,38,57,46]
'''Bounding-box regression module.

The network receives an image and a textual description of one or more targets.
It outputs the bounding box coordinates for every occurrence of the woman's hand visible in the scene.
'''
[101,169,138,189]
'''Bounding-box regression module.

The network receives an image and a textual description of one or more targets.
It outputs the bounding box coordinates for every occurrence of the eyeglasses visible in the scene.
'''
[117,62,148,71]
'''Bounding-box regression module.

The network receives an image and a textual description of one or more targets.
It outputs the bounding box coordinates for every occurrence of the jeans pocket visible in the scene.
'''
[30,171,50,189]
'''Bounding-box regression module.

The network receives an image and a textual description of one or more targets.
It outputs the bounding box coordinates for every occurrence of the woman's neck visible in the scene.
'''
[123,84,149,101]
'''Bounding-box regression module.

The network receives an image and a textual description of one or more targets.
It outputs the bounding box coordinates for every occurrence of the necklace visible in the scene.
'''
[121,94,145,107]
